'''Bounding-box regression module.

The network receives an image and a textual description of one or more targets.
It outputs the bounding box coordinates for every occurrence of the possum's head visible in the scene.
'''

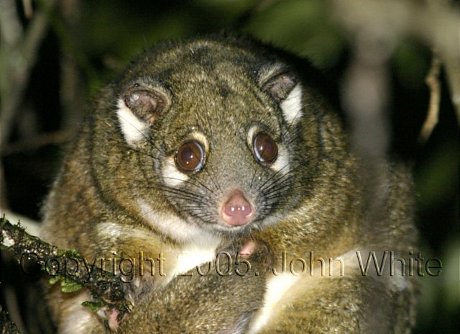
[110,37,322,240]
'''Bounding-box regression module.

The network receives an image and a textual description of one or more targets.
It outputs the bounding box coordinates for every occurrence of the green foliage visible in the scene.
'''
[415,142,459,210]
[393,41,431,89]
[48,276,61,285]
[60,279,83,293]
[243,0,345,68]
[56,248,81,258]
[48,275,83,293]
[82,300,107,313]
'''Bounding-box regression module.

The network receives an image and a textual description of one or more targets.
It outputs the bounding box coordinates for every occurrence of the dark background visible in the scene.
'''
[1,0,458,333]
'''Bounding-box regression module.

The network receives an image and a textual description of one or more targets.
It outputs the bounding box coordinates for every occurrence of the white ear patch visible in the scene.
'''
[162,156,189,187]
[116,98,149,146]
[280,84,303,125]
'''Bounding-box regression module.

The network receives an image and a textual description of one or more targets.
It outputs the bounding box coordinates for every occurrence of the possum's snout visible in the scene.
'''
[221,190,254,226]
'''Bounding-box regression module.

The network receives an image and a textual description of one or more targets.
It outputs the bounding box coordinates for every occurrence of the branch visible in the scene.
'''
[0,217,132,330]
[0,0,57,208]
[2,130,73,156]
[331,0,460,137]
[0,0,57,150]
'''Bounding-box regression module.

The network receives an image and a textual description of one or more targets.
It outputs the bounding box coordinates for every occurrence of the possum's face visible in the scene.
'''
[114,39,311,237]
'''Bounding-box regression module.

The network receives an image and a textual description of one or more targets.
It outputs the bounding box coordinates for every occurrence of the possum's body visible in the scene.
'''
[42,35,417,333]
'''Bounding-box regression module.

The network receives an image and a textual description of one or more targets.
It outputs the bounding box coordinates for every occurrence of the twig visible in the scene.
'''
[0,210,40,236]
[59,0,84,134]
[1,130,73,157]
[0,0,57,208]
[0,0,24,208]
[22,0,33,19]
[419,52,442,143]
[0,217,132,327]
[0,0,57,151]
[330,0,460,139]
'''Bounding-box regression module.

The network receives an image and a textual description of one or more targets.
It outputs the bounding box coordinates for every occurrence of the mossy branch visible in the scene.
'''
[0,217,132,327]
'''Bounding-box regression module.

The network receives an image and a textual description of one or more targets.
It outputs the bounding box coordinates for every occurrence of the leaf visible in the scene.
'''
[48,276,62,285]
[60,279,83,293]
[82,300,106,313]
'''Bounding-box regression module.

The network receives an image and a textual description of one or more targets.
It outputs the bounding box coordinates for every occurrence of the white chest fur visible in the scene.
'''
[248,273,300,333]
[137,198,221,278]
[172,244,219,276]
[248,249,369,333]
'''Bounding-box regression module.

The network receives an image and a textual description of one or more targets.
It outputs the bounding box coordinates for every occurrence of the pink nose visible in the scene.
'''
[221,191,253,226]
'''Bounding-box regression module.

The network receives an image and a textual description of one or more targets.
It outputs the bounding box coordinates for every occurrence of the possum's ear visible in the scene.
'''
[259,64,302,125]
[117,83,171,146]
[123,84,171,125]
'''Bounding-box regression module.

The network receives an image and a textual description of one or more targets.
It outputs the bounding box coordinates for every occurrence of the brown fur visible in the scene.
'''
[41,35,417,333]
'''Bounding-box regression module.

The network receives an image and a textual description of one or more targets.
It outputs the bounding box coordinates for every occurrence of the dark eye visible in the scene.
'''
[253,132,278,164]
[175,140,205,173]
